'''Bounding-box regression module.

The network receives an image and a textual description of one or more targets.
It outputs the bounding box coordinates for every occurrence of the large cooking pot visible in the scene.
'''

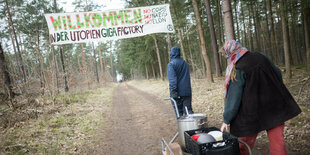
[164,97,208,150]
[178,113,208,150]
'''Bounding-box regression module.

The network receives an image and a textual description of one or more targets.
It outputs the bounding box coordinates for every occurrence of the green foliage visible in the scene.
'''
[171,0,192,27]
[55,91,93,104]
[72,0,105,12]
[115,36,153,78]
[52,117,66,126]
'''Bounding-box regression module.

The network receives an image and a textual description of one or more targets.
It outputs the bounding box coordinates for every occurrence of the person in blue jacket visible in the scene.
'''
[167,46,194,118]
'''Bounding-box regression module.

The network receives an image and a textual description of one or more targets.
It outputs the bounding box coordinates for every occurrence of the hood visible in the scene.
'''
[170,46,181,59]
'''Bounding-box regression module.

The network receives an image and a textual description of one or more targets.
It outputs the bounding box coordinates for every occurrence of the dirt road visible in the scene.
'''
[97,83,178,155]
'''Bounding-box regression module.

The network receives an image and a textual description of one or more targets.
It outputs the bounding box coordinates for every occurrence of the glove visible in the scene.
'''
[170,90,179,99]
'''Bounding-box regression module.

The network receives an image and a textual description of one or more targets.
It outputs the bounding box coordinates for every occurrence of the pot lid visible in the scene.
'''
[178,113,207,121]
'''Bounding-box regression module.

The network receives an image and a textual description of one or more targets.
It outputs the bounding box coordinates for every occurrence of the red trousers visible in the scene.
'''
[239,123,287,155]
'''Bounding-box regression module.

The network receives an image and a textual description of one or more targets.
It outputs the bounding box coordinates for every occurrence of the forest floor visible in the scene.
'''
[0,67,309,154]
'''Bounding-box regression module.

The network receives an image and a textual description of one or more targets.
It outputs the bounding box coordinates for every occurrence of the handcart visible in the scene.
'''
[161,132,179,155]
[161,97,252,155]
[161,97,186,155]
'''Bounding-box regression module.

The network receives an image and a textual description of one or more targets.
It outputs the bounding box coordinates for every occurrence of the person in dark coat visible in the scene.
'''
[167,46,193,118]
[219,40,301,155]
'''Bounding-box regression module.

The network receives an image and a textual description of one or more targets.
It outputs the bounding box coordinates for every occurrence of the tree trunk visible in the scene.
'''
[98,44,104,75]
[268,0,279,64]
[18,33,29,77]
[0,43,15,104]
[204,0,222,77]
[103,48,107,72]
[88,45,92,72]
[92,42,99,83]
[251,1,261,51]
[187,34,195,72]
[110,41,114,81]
[233,0,240,40]
[296,11,303,64]
[192,0,213,82]
[172,5,187,61]
[102,47,108,81]
[4,0,26,82]
[165,0,172,62]
[36,28,45,92]
[304,6,310,73]
[177,28,187,60]
[77,50,82,73]
[59,46,69,92]
[67,52,72,86]
[216,0,226,69]
[81,44,87,73]
[6,52,17,83]
[216,0,223,46]
[130,68,133,80]
[152,35,164,80]
[19,34,29,77]
[51,46,59,93]
[201,55,206,77]
[145,64,149,80]
[241,2,247,47]
[264,0,273,60]
[167,33,172,61]
[260,21,267,54]
[222,0,235,41]
[52,0,60,93]
[289,3,301,65]
[8,29,19,78]
[247,2,254,51]
[151,63,156,78]
[280,0,292,79]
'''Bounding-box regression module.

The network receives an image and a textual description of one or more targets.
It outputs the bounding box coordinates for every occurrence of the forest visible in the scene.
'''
[1,0,310,154]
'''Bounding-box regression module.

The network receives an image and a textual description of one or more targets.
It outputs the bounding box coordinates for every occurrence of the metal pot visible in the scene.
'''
[177,113,208,150]
[164,97,208,150]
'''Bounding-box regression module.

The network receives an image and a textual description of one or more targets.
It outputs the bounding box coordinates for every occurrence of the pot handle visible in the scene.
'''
[164,97,180,119]
[198,121,208,126]
[185,106,189,116]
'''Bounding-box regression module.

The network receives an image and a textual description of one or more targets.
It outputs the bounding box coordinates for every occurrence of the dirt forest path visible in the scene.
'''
[96,83,178,155]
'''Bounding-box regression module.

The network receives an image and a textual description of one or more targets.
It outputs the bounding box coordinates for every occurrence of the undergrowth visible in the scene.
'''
[0,84,116,154]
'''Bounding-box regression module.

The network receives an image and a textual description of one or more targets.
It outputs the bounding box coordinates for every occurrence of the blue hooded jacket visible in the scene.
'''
[167,46,192,97]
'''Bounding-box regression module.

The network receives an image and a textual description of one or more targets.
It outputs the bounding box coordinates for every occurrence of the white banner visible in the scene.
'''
[44,4,174,45]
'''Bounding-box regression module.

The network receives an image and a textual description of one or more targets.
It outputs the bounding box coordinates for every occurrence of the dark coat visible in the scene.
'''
[230,52,301,137]
[167,47,191,97]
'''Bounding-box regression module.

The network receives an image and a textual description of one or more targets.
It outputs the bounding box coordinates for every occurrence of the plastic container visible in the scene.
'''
[184,127,240,155]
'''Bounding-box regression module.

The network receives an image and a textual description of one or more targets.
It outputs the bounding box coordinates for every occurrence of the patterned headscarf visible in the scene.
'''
[223,40,248,97]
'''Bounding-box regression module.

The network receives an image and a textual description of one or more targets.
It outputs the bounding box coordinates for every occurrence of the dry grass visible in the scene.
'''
[0,83,117,154]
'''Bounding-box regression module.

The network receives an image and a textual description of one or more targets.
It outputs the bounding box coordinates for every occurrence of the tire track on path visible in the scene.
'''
[99,83,178,155]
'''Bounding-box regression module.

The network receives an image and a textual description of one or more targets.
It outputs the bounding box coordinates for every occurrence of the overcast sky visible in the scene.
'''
[58,0,126,12]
